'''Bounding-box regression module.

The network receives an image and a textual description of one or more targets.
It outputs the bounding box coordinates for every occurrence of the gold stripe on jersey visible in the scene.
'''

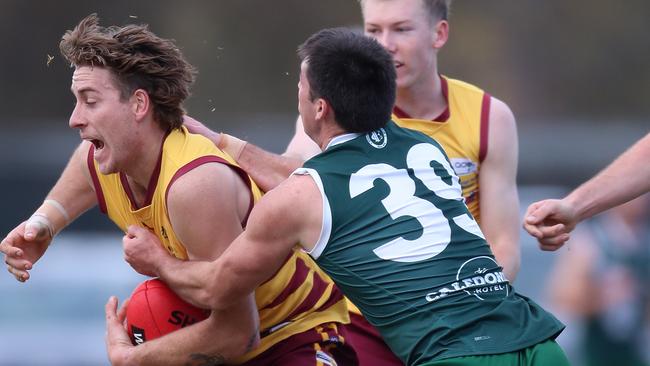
[87,127,349,362]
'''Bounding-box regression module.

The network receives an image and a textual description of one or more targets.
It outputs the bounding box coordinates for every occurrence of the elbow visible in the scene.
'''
[227,295,261,359]
[195,285,230,311]
[231,330,260,359]
[506,259,521,283]
[220,333,260,362]
[196,267,231,310]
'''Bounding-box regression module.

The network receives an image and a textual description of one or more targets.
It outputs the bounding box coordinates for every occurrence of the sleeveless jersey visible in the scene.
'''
[298,121,563,365]
[347,76,490,317]
[393,75,488,222]
[88,127,349,362]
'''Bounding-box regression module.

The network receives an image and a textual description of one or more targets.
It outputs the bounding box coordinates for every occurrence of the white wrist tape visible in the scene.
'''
[27,213,55,239]
[44,199,71,224]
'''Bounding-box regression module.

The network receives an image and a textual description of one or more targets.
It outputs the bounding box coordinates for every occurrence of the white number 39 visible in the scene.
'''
[349,143,484,263]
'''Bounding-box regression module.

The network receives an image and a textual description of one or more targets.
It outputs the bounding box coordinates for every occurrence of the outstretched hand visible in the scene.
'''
[105,296,134,366]
[0,220,53,282]
[122,225,173,277]
[523,199,577,251]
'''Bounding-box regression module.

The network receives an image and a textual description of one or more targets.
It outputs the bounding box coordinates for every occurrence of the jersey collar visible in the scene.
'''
[325,133,361,150]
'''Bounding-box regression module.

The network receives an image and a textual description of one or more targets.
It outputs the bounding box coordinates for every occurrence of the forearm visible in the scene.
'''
[481,197,521,282]
[221,116,319,191]
[33,143,96,235]
[126,298,260,365]
[48,143,96,221]
[154,256,225,309]
[566,133,650,221]
[236,142,304,192]
[158,234,292,312]
[489,239,520,282]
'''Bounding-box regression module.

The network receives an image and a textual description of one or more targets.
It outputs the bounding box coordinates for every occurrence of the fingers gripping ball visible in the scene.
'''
[126,279,210,345]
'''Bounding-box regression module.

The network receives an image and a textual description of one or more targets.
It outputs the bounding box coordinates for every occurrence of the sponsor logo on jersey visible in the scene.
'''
[366,128,388,149]
[450,158,477,176]
[425,256,509,302]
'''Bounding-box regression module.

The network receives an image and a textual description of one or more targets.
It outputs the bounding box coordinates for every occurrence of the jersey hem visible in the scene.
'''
[417,326,564,365]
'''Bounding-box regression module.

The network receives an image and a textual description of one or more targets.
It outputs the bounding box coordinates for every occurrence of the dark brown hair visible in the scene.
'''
[298,28,396,133]
[60,13,196,131]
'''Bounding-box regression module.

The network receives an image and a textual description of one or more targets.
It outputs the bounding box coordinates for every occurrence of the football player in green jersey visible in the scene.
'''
[113,28,569,366]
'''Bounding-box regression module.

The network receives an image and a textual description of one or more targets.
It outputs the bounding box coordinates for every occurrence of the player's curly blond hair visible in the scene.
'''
[359,0,452,22]
[59,13,196,131]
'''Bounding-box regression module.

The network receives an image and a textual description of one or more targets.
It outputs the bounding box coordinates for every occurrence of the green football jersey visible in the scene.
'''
[298,121,564,365]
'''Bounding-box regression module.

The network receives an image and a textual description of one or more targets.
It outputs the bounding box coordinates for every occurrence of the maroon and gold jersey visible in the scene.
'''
[88,127,349,362]
[393,75,490,222]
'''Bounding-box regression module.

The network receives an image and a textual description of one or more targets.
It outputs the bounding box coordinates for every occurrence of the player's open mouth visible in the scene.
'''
[90,139,105,150]
[394,61,404,69]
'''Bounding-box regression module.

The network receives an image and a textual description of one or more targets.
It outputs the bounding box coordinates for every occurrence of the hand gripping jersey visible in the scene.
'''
[88,127,349,362]
[297,121,563,365]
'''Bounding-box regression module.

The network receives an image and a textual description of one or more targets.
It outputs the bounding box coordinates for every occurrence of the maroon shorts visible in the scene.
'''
[345,312,404,366]
[242,322,359,366]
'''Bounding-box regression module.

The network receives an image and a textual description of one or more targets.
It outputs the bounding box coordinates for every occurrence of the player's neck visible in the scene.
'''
[318,120,348,151]
[395,74,446,120]
[122,127,166,204]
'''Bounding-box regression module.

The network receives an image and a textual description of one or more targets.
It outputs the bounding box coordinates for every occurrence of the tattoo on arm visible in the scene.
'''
[183,325,259,365]
[185,353,226,366]
[245,325,260,353]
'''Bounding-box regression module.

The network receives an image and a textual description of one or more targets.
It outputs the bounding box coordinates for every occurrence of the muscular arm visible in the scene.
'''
[143,174,321,312]
[478,98,521,282]
[524,132,650,250]
[120,163,260,365]
[1,142,96,281]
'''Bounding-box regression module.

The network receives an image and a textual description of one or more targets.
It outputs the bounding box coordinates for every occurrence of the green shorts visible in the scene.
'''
[422,339,570,366]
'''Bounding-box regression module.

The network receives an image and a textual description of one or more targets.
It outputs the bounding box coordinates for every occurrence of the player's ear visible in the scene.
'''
[432,19,449,49]
[315,98,329,121]
[131,89,151,121]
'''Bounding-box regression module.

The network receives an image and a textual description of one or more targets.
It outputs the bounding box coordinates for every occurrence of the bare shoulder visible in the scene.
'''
[166,162,249,259]
[486,96,518,159]
[247,173,323,249]
[489,96,517,131]
[168,162,242,199]
[167,162,248,222]
[255,174,320,218]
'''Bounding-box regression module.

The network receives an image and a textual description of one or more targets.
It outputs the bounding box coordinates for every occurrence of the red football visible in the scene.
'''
[126,278,210,345]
